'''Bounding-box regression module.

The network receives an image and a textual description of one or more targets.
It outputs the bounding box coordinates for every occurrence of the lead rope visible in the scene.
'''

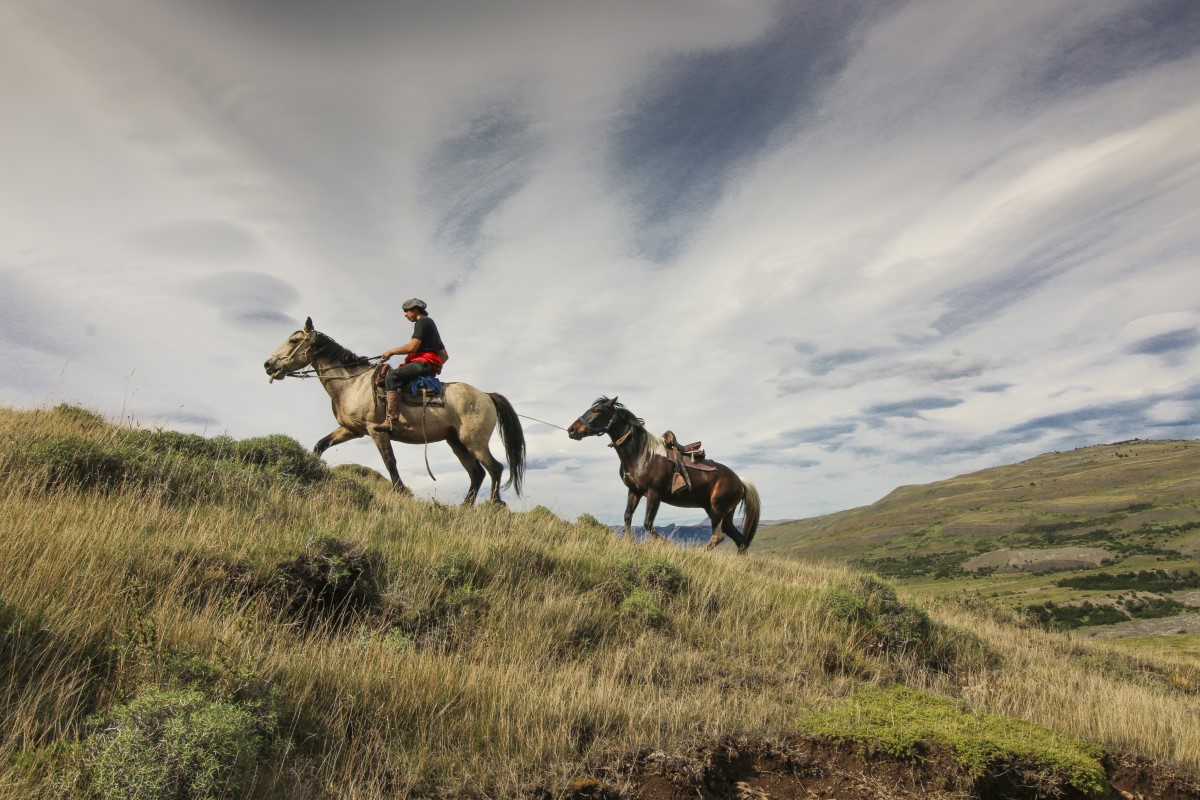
[516,414,569,431]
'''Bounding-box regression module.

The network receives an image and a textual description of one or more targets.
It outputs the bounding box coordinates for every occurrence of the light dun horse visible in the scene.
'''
[264,318,525,504]
[568,397,761,553]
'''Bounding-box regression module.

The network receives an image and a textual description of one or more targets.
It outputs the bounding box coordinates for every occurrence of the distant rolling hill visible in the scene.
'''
[755,439,1200,643]
[757,439,1200,564]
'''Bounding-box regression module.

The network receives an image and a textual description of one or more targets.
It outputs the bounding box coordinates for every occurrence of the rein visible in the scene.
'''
[274,329,381,381]
[282,359,381,380]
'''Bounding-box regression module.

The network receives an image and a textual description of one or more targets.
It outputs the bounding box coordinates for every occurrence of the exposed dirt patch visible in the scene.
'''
[963,547,1111,574]
[1107,753,1200,800]
[567,736,1200,800]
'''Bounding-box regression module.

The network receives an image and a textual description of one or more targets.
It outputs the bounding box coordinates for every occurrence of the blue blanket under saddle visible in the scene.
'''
[409,375,443,396]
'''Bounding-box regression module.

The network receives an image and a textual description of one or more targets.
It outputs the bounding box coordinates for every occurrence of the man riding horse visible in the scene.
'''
[372,298,450,435]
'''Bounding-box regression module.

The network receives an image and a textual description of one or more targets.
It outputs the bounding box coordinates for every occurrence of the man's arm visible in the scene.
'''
[381,338,422,359]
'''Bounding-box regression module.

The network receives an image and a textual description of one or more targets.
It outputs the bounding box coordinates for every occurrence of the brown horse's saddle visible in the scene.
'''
[373,364,446,408]
[662,430,717,494]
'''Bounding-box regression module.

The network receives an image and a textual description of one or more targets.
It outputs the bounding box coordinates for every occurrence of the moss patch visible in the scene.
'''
[799,686,1109,798]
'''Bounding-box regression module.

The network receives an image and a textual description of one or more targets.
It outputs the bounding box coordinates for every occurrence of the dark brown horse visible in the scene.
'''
[568,397,761,553]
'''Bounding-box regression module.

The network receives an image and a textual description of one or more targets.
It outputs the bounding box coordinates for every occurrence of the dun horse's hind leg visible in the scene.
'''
[480,451,505,504]
[368,432,409,494]
[456,431,506,505]
[445,432,486,505]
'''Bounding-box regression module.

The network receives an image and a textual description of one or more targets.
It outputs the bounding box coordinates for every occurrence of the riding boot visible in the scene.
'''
[371,390,402,434]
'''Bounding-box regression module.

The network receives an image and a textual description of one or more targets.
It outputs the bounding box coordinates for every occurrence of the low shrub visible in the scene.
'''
[230,435,327,484]
[426,549,483,589]
[27,436,130,492]
[615,557,685,601]
[83,687,276,800]
[267,536,386,628]
[50,403,107,428]
[619,589,665,628]
[326,473,375,511]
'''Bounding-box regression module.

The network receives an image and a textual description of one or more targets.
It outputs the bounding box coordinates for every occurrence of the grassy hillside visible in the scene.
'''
[1,408,1198,799]
[756,440,1200,649]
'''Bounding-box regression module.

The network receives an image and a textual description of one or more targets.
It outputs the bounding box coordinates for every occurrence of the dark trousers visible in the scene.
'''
[384,361,435,391]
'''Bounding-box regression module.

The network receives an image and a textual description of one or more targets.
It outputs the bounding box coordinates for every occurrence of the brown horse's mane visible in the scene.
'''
[594,397,663,461]
[312,331,372,367]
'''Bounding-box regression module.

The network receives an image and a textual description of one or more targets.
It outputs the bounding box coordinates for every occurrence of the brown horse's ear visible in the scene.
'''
[304,317,314,332]
[605,396,618,407]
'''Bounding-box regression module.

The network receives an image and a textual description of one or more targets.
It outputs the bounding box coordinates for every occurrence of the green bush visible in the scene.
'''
[615,557,685,600]
[331,463,388,483]
[1025,601,1128,630]
[619,589,665,628]
[27,436,130,492]
[327,473,375,511]
[269,537,385,626]
[124,430,233,461]
[83,688,275,800]
[231,435,327,484]
[821,577,972,669]
[426,549,481,589]
[50,403,107,428]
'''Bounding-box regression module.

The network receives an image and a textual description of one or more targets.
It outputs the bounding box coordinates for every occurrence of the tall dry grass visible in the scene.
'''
[0,405,1197,798]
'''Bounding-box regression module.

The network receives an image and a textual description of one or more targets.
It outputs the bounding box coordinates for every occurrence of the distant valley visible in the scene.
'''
[757,439,1200,651]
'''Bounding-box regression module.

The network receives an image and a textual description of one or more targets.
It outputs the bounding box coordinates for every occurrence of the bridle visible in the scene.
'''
[273,330,381,381]
[575,404,643,447]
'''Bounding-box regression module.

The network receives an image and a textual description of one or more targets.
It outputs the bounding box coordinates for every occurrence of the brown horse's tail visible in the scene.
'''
[739,480,761,547]
[488,392,526,496]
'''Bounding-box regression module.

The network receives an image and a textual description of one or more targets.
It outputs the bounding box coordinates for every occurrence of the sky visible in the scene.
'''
[2,0,1199,526]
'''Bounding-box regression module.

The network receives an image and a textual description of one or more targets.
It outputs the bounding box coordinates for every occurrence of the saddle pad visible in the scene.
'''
[401,388,445,407]
[654,452,719,472]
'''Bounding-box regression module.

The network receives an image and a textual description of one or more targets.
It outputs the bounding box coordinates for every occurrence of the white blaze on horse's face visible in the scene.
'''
[263,329,313,382]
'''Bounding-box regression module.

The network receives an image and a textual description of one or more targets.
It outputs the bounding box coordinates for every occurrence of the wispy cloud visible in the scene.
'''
[2,0,1198,525]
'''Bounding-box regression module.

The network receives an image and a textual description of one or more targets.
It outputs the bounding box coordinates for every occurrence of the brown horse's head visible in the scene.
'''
[567,396,621,440]
[263,317,317,382]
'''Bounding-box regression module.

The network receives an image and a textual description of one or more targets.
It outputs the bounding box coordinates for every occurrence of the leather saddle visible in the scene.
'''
[661,430,717,493]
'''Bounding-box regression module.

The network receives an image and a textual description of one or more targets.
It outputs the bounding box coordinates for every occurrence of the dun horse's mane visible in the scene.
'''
[312,331,371,367]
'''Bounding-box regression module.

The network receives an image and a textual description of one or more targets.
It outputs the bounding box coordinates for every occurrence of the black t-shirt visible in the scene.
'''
[412,316,445,354]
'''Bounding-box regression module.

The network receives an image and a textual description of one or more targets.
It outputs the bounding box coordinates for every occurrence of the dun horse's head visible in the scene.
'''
[263,317,317,382]
[567,396,620,440]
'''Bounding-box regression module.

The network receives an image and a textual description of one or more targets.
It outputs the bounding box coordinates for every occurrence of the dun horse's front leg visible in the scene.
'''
[623,491,641,542]
[369,432,410,494]
[314,426,361,456]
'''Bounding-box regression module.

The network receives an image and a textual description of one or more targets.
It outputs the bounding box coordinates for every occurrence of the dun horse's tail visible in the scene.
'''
[739,480,761,547]
[488,392,526,496]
